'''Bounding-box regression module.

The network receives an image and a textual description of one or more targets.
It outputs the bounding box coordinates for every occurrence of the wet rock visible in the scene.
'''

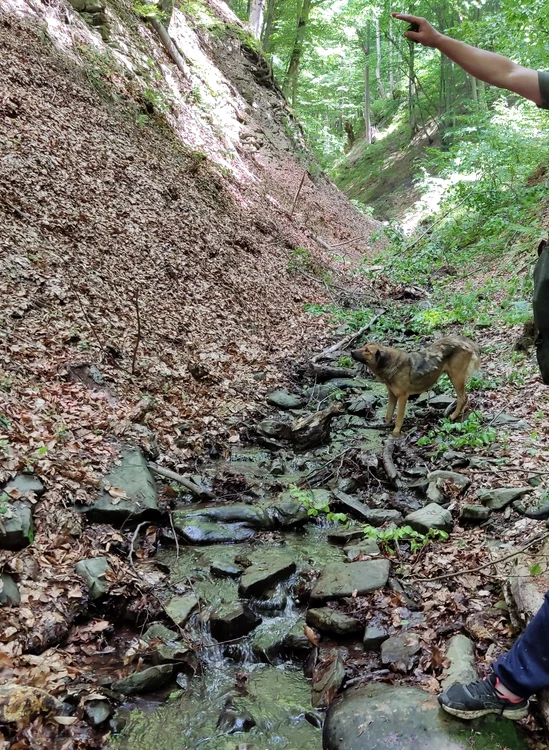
[489,413,529,430]
[256,418,293,442]
[331,490,371,521]
[327,528,365,545]
[361,508,402,526]
[290,404,341,450]
[0,500,33,550]
[305,383,340,402]
[253,587,287,616]
[0,684,62,724]
[312,648,345,708]
[440,450,469,468]
[75,557,109,599]
[380,632,420,671]
[216,706,256,733]
[344,539,379,561]
[84,449,159,525]
[363,620,389,650]
[172,516,257,544]
[426,470,470,504]
[112,664,174,695]
[0,574,20,606]
[4,473,45,498]
[239,555,296,597]
[347,394,378,416]
[210,602,261,641]
[307,607,362,636]
[178,505,270,527]
[266,390,304,409]
[165,593,198,627]
[336,477,358,493]
[269,458,286,476]
[460,504,491,522]
[305,709,324,729]
[283,617,312,650]
[310,560,390,601]
[211,561,242,578]
[84,698,112,726]
[442,635,477,690]
[269,493,310,527]
[142,623,189,663]
[477,487,533,510]
[416,393,456,409]
[252,621,288,661]
[323,683,526,750]
[405,503,453,533]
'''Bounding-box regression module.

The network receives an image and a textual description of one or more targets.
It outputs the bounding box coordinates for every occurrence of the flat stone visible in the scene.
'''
[4,473,45,497]
[361,508,402,526]
[347,394,378,416]
[0,685,62,724]
[307,607,362,636]
[164,593,198,627]
[270,492,311,527]
[84,698,112,726]
[381,632,421,671]
[173,517,257,544]
[176,505,270,527]
[283,617,312,650]
[210,561,242,578]
[344,539,379,561]
[323,683,527,750]
[0,500,33,550]
[310,560,390,601]
[327,528,365,545]
[422,393,456,409]
[266,390,304,409]
[477,487,533,511]
[460,504,491,522]
[312,649,345,708]
[84,449,159,525]
[75,557,109,599]
[363,620,389,650]
[239,555,296,597]
[112,664,173,695]
[426,470,471,504]
[210,602,261,641]
[442,634,478,690]
[142,623,189,664]
[251,620,289,661]
[489,413,529,430]
[0,574,20,606]
[405,503,453,534]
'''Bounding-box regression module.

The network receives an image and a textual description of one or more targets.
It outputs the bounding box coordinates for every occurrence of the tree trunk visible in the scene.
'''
[470,73,478,103]
[388,16,394,97]
[249,0,266,39]
[375,18,386,99]
[408,38,416,135]
[261,0,276,51]
[284,0,313,107]
[361,21,372,144]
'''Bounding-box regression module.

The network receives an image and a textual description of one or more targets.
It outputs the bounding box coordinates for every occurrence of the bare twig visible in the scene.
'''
[345,669,390,688]
[131,289,142,375]
[410,531,549,583]
[169,511,180,559]
[288,170,307,218]
[147,462,215,500]
[129,521,149,570]
[382,436,402,489]
[326,234,371,249]
[311,309,385,363]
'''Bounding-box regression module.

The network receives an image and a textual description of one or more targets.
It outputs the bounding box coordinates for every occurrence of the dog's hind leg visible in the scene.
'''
[393,395,409,435]
[447,371,468,421]
[385,390,397,424]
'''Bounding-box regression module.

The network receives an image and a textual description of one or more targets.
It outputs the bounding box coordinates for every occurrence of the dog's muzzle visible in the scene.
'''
[351,349,365,363]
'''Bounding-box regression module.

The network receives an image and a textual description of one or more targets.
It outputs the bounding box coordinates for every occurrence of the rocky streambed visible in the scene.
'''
[1,353,537,749]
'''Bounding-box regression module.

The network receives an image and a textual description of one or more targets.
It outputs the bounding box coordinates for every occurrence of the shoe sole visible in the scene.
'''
[440,703,529,721]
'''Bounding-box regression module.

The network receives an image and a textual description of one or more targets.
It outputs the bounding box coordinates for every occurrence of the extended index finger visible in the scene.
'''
[392,12,422,22]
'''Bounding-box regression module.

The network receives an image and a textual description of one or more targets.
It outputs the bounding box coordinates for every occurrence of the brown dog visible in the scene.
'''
[351,335,479,435]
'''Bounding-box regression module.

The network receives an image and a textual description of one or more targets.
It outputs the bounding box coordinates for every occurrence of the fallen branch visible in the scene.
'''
[150,18,189,79]
[410,530,549,583]
[311,309,385,363]
[147,462,215,500]
[382,437,402,489]
[131,289,142,375]
[129,521,150,570]
[288,170,306,218]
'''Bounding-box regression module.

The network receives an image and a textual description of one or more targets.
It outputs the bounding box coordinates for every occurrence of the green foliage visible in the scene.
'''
[288,485,347,524]
[417,412,497,454]
[337,355,354,368]
[363,523,449,554]
[132,0,168,22]
[287,247,331,283]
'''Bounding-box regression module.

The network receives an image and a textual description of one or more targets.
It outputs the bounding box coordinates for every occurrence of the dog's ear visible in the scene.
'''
[538,238,548,257]
[375,348,388,368]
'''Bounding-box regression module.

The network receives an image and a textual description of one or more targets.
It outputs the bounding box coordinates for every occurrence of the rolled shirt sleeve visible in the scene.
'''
[538,71,549,109]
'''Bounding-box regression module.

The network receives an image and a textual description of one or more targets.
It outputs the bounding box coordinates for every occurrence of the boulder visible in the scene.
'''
[266,390,304,409]
[312,649,345,708]
[347,394,378,416]
[270,493,311,527]
[290,404,340,450]
[4,473,45,498]
[239,555,296,597]
[176,505,270,527]
[361,508,403,526]
[381,632,420,671]
[142,623,190,664]
[210,561,242,578]
[405,503,453,533]
[172,517,257,544]
[84,699,112,726]
[327,528,365,545]
[84,449,159,524]
[75,557,109,599]
[283,617,312,650]
[344,539,379,561]
[306,607,362,636]
[164,593,198,627]
[0,574,20,606]
[478,487,533,511]
[442,635,478,690]
[363,620,389,650]
[310,560,390,601]
[460,505,491,522]
[323,683,526,750]
[0,500,33,550]
[210,603,261,641]
[0,685,61,724]
[426,470,470,504]
[112,664,174,695]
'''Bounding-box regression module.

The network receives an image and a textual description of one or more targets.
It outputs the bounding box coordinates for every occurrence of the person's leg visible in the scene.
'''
[493,589,549,698]
[438,590,549,720]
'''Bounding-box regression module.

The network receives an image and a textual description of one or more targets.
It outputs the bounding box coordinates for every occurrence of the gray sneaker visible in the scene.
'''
[438,674,529,720]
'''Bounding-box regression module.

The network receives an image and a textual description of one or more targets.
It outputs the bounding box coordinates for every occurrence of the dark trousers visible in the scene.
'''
[494,590,549,698]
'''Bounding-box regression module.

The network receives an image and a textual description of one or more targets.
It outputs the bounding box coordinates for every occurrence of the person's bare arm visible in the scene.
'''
[392,13,542,105]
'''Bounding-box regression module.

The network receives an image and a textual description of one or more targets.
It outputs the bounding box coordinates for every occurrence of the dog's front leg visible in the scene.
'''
[385,390,397,424]
[393,395,409,435]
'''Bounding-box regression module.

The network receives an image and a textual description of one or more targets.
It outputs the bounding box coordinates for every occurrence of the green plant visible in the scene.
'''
[417,412,497,453]
[132,0,168,22]
[337,355,354,369]
[289,485,347,524]
[363,524,449,554]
